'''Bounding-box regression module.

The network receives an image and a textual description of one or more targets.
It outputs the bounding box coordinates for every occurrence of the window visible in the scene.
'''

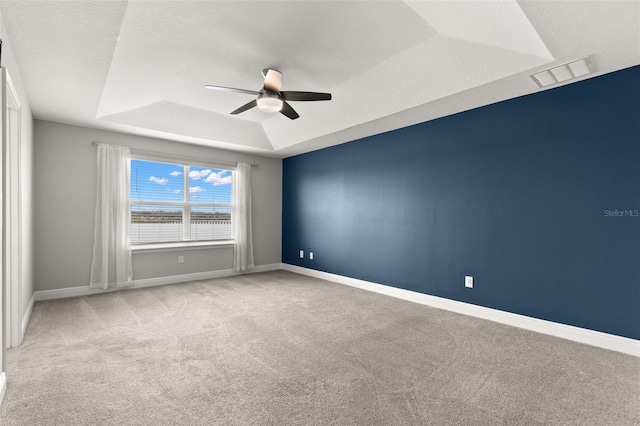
[130,158,233,245]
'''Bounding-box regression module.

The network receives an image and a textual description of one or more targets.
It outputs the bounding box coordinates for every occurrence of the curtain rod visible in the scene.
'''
[91,141,258,168]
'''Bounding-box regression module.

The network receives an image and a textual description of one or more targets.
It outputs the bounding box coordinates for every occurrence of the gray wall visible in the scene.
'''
[34,120,282,291]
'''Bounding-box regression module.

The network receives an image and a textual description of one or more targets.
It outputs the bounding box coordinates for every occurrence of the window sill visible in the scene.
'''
[132,240,235,253]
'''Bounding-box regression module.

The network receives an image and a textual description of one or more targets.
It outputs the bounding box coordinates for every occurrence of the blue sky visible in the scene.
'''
[130,159,232,209]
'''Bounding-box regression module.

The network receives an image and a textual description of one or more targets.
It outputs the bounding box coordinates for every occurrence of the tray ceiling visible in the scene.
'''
[2,1,639,157]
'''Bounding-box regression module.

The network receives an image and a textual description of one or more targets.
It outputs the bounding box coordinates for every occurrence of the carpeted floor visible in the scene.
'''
[0,270,638,425]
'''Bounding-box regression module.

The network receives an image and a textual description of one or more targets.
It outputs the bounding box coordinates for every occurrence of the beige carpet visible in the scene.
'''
[0,270,638,425]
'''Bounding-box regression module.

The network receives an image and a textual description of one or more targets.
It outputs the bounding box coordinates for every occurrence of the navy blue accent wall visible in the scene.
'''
[282,66,640,340]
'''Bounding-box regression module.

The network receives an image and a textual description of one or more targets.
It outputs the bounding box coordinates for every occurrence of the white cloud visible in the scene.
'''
[205,170,232,186]
[170,171,182,176]
[189,169,212,180]
[189,186,205,193]
[149,176,168,185]
[171,189,181,194]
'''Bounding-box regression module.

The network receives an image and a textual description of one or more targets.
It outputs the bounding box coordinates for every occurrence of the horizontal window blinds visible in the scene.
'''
[130,159,233,244]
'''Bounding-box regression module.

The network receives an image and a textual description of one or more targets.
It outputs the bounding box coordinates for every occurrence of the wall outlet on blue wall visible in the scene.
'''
[465,276,473,289]
[299,250,304,258]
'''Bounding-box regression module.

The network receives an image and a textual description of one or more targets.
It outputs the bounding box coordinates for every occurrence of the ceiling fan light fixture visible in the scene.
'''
[206,68,331,119]
[257,93,283,113]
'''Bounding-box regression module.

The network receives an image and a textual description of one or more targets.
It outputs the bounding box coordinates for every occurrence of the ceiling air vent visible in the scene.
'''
[530,57,592,88]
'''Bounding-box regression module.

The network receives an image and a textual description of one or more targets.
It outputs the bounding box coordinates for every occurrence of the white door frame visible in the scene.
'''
[3,68,22,349]
[0,61,4,373]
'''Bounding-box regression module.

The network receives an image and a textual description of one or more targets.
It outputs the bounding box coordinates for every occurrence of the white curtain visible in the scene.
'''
[233,162,254,272]
[89,144,133,289]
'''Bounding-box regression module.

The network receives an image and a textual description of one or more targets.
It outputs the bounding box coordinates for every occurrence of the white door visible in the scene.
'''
[3,68,22,349]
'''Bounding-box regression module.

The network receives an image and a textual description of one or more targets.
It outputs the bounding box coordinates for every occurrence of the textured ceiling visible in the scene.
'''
[2,1,639,157]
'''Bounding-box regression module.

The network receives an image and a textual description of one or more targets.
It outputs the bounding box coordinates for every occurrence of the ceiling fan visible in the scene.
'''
[205,68,331,120]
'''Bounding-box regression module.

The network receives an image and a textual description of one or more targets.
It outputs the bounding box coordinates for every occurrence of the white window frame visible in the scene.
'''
[130,153,235,251]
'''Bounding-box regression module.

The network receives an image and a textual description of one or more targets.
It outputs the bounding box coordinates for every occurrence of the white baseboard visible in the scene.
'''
[0,372,6,408]
[282,264,640,358]
[21,293,35,342]
[34,263,283,302]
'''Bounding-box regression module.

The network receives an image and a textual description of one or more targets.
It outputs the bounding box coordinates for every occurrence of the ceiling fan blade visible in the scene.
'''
[281,91,332,102]
[204,85,260,96]
[280,101,300,120]
[263,69,283,92]
[230,99,258,115]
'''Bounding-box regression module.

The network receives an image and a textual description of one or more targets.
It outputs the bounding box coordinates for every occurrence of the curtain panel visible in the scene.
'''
[89,143,133,289]
[233,162,254,272]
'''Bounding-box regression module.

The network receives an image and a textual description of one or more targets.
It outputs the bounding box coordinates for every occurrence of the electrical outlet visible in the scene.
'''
[299,250,304,259]
[465,276,473,288]
[309,252,314,260]
[178,256,184,264]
